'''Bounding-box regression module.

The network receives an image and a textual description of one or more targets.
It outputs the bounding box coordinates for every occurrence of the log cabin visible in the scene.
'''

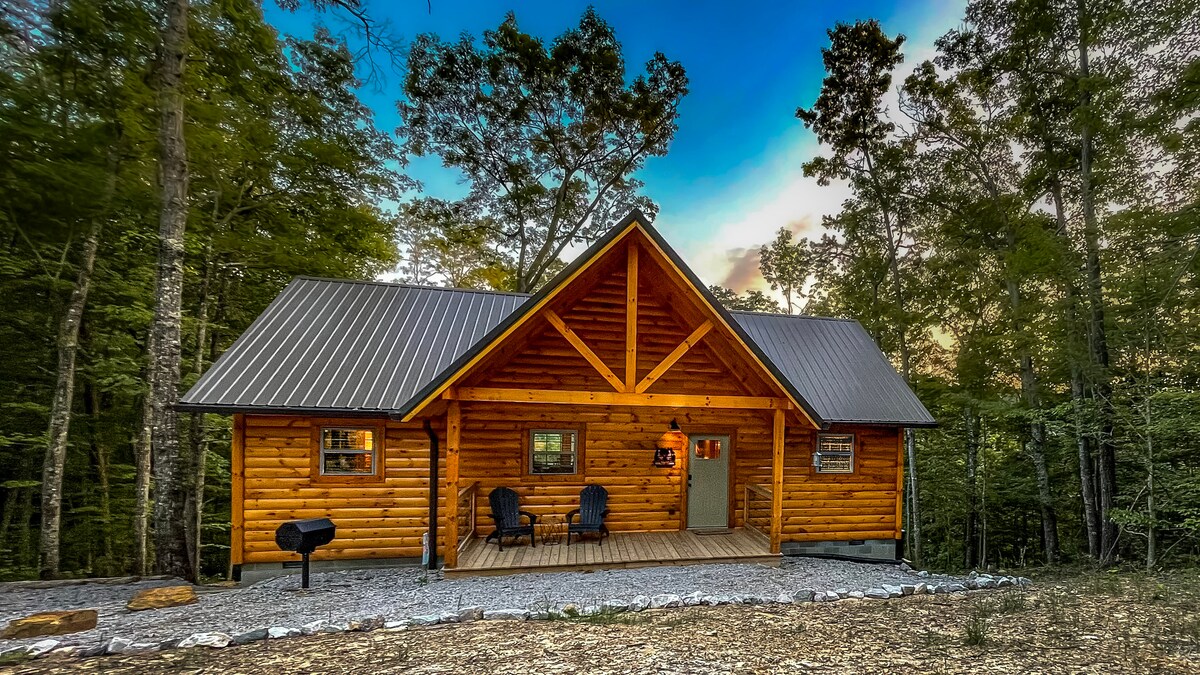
[178,211,935,581]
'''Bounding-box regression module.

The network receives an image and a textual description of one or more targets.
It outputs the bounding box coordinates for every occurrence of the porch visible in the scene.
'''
[447,528,778,578]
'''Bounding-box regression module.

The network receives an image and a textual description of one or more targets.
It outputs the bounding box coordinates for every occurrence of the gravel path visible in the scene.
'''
[1,558,961,649]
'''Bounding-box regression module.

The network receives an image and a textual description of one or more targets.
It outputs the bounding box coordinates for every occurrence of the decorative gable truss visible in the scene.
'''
[406,217,818,425]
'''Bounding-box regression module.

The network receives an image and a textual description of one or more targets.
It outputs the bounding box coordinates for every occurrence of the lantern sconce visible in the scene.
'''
[654,419,685,468]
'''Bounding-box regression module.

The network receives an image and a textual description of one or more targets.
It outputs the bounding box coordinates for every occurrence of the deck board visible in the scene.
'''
[450,529,778,577]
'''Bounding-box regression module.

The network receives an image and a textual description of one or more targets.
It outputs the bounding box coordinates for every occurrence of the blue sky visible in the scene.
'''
[265,1,964,291]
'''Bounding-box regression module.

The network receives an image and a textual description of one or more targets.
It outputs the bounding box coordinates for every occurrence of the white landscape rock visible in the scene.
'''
[177,632,231,649]
[881,585,903,598]
[865,588,891,600]
[847,591,865,599]
[601,599,631,613]
[629,594,652,611]
[410,614,441,626]
[267,626,300,639]
[483,609,529,621]
[300,620,330,635]
[25,639,60,658]
[105,637,156,654]
[231,628,268,644]
[650,593,683,609]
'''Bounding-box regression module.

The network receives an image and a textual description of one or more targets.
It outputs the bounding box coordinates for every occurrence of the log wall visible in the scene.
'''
[240,414,445,564]
[236,412,902,564]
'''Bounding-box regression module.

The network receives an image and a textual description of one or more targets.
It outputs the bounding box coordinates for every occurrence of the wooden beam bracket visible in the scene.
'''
[544,309,625,393]
[635,320,713,394]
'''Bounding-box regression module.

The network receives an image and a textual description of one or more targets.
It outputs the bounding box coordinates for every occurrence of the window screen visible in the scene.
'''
[320,427,376,475]
[530,429,578,475]
[815,434,854,474]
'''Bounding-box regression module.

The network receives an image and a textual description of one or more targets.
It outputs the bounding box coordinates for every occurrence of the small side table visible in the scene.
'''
[539,514,565,546]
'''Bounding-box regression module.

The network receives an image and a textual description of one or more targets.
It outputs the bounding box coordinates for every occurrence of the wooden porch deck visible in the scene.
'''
[448,529,779,577]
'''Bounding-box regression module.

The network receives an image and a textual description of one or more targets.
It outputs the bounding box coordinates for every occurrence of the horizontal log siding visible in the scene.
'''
[240,414,446,564]
[462,248,763,398]
[779,424,901,542]
[461,403,779,536]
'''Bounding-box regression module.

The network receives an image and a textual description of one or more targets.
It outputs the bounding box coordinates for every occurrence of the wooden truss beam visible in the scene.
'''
[448,387,792,410]
[625,242,638,392]
[635,320,713,394]
[544,309,624,392]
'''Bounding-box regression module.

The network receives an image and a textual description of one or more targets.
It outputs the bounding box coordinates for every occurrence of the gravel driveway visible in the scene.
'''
[1,558,959,649]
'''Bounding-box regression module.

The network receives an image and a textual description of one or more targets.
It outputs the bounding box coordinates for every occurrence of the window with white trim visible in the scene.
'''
[529,429,578,475]
[319,427,377,475]
[814,434,854,473]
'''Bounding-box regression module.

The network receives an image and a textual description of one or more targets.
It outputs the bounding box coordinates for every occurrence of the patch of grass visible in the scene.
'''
[576,609,652,626]
[963,611,989,646]
[0,651,31,667]
[975,591,1029,617]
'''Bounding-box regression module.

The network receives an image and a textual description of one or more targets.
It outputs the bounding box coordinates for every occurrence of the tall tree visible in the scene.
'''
[399,8,688,292]
[758,228,815,314]
[796,19,928,563]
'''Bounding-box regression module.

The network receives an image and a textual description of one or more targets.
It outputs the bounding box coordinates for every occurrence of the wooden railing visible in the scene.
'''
[744,483,772,541]
[456,481,479,553]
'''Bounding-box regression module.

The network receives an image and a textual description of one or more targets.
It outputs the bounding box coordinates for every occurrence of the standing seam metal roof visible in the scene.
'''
[179,278,935,426]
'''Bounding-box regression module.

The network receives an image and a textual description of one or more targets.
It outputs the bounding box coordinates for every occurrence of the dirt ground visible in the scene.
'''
[6,573,1200,674]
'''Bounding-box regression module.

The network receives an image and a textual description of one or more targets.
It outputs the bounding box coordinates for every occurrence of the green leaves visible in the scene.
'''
[398,8,687,292]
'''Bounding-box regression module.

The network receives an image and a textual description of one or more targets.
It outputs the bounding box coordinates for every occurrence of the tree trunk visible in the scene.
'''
[185,250,213,581]
[133,385,153,575]
[149,0,193,581]
[964,406,980,569]
[1049,176,1102,558]
[38,216,103,579]
[1077,0,1119,565]
[1005,276,1059,563]
[905,429,921,565]
[84,383,114,568]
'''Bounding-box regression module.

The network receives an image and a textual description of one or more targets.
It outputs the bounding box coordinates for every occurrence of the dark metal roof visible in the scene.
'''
[179,211,935,427]
[730,311,936,426]
[178,278,527,414]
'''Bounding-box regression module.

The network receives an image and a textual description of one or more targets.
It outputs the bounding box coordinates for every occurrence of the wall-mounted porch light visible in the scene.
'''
[654,419,685,468]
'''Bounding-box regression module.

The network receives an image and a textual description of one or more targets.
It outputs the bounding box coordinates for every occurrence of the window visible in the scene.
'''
[694,438,722,460]
[814,434,854,474]
[319,427,377,476]
[529,429,579,475]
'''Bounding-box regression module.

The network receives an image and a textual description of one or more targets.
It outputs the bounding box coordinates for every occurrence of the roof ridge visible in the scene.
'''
[729,309,856,323]
[293,276,532,298]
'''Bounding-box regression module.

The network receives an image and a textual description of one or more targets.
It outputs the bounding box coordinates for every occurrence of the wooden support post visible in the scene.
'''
[625,242,638,391]
[895,427,905,540]
[771,408,784,554]
[445,401,461,568]
[231,413,245,566]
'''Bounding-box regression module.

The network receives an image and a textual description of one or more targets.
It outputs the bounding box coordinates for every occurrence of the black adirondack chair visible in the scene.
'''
[566,484,609,546]
[485,487,537,551]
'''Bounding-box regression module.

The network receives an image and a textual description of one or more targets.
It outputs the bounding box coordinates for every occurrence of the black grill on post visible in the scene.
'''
[275,518,336,588]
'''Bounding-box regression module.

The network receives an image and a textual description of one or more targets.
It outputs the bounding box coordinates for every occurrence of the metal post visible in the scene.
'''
[301,552,310,589]
[423,419,439,571]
